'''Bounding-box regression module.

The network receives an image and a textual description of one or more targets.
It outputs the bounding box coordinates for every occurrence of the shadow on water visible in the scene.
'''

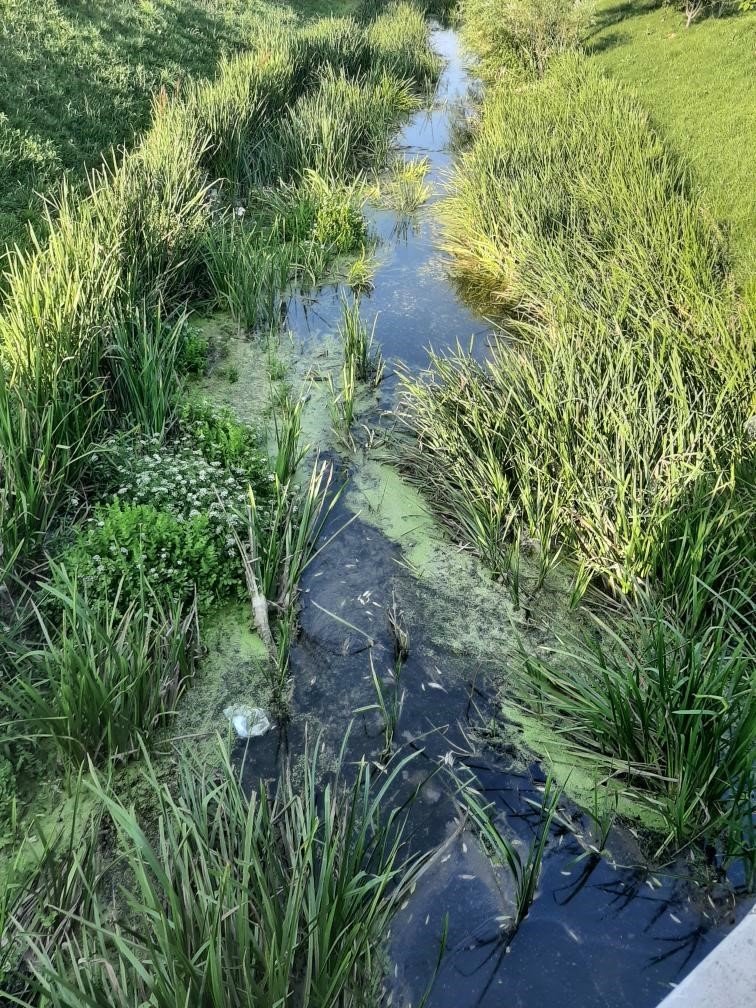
[229,26,746,1008]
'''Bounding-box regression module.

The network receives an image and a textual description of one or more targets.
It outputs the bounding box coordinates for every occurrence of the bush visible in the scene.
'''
[460,0,591,80]
[63,501,236,613]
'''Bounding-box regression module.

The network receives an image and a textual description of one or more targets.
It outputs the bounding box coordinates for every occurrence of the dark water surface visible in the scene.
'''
[236,27,747,1008]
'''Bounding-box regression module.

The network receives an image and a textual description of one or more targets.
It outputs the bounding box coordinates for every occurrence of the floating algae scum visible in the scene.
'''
[193,26,752,1008]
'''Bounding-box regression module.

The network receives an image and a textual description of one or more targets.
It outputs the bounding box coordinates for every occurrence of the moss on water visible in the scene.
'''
[496,703,665,831]
[343,453,669,833]
[160,603,271,749]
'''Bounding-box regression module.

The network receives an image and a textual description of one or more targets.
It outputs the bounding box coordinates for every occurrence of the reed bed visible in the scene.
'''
[397,13,755,860]
[0,2,438,571]
[1,8,440,994]
[2,567,200,768]
[27,742,432,1008]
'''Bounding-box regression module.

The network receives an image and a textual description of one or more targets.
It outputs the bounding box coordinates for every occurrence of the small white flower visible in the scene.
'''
[234,206,246,218]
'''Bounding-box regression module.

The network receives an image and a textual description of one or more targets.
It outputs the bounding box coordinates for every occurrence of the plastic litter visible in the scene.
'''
[223,705,271,739]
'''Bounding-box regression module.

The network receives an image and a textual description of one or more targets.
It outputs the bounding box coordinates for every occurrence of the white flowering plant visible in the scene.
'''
[64,405,276,612]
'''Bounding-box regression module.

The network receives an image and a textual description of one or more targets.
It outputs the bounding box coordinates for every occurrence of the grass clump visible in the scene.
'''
[460,0,591,81]
[339,299,383,384]
[402,53,753,602]
[3,568,200,768]
[518,601,755,857]
[28,742,430,1007]
[456,773,561,929]
[376,156,432,216]
[439,53,732,333]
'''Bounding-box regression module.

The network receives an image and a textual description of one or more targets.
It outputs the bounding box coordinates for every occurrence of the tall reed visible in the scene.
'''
[3,567,200,767]
[28,741,433,1008]
[517,599,755,855]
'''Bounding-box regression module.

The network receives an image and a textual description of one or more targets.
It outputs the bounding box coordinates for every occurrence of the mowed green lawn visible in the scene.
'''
[588,1,756,288]
[0,0,355,254]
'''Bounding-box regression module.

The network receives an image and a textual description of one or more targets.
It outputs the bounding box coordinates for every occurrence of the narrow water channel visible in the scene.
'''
[216,26,745,1008]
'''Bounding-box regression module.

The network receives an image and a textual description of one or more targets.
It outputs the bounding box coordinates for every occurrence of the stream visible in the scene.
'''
[207,26,747,1008]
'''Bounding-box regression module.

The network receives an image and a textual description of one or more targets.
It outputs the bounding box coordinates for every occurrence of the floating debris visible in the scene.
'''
[223,705,271,738]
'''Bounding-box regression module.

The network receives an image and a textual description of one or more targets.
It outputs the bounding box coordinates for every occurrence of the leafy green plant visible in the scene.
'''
[178,400,270,473]
[62,500,240,613]
[177,325,210,376]
[28,740,434,1007]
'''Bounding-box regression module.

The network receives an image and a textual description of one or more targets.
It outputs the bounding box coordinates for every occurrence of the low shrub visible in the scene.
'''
[177,324,211,376]
[460,0,591,80]
[63,501,235,613]
[177,400,270,473]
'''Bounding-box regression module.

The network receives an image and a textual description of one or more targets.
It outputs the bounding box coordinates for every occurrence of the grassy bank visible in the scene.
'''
[1,4,442,999]
[0,0,360,258]
[398,0,755,867]
[588,0,756,287]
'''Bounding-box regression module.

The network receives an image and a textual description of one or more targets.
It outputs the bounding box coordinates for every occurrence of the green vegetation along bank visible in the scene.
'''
[0,4,443,1001]
[589,0,756,287]
[398,0,755,867]
[0,0,359,259]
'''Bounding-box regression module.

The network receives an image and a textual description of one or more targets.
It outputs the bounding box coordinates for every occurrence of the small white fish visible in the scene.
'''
[670,914,681,924]
[462,842,468,854]
[425,914,430,926]
[459,874,475,880]
[426,681,447,692]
